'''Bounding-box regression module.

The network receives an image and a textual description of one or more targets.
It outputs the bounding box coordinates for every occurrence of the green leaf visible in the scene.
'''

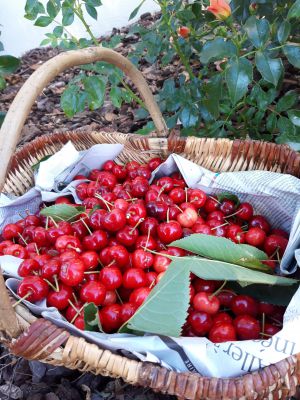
[0,76,6,90]
[34,16,53,27]
[31,155,52,171]
[85,4,97,19]
[225,57,253,105]
[276,90,298,112]
[244,16,270,48]
[277,116,296,138]
[0,111,6,127]
[129,0,146,20]
[85,0,102,6]
[61,85,86,117]
[62,1,74,26]
[287,0,300,19]
[199,38,237,64]
[266,113,277,133]
[283,44,300,68]
[120,261,190,336]
[47,0,60,18]
[217,192,240,205]
[84,303,102,332]
[40,204,85,222]
[180,107,198,128]
[171,234,270,271]
[255,52,283,86]
[40,38,51,46]
[277,21,291,44]
[53,25,63,37]
[0,56,20,75]
[288,110,300,127]
[109,86,122,108]
[83,76,105,110]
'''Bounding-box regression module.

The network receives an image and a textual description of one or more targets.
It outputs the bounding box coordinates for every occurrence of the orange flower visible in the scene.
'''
[207,0,231,20]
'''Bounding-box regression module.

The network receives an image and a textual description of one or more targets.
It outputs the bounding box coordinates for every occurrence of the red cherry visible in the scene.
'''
[18,259,40,277]
[123,268,147,289]
[116,225,139,247]
[204,196,219,213]
[33,254,52,267]
[231,295,258,317]
[168,247,186,257]
[193,278,217,293]
[33,227,49,247]
[102,160,115,172]
[226,224,245,244]
[258,302,276,315]
[234,315,260,340]
[157,177,174,193]
[47,285,73,310]
[264,235,288,258]
[207,219,227,237]
[139,217,158,236]
[220,199,236,216]
[73,174,86,180]
[145,271,157,287]
[2,223,22,240]
[126,161,139,171]
[3,244,28,259]
[99,266,123,290]
[59,259,85,286]
[135,235,158,251]
[131,177,150,198]
[250,215,270,233]
[169,188,185,204]
[114,199,129,212]
[148,157,162,171]
[0,240,13,255]
[217,290,236,307]
[59,250,78,262]
[101,245,129,268]
[177,207,198,228]
[270,229,289,239]
[187,311,213,335]
[209,323,236,343]
[236,202,253,221]
[153,252,171,273]
[112,164,127,181]
[96,171,117,190]
[88,209,106,230]
[74,316,85,330]
[245,227,266,247]
[80,251,99,270]
[192,292,220,314]
[75,182,89,200]
[102,209,126,232]
[82,197,102,209]
[17,276,49,302]
[120,302,138,323]
[188,189,207,209]
[146,202,168,222]
[192,224,212,235]
[41,258,61,281]
[55,196,73,205]
[132,249,154,269]
[129,287,151,306]
[126,203,147,227]
[157,221,183,244]
[103,290,117,306]
[82,230,108,251]
[55,235,82,253]
[213,312,233,326]
[65,301,84,322]
[80,281,106,306]
[99,304,122,332]
[262,323,281,337]
[207,211,225,222]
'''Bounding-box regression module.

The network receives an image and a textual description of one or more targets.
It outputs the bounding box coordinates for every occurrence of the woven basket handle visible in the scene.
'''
[0,46,168,191]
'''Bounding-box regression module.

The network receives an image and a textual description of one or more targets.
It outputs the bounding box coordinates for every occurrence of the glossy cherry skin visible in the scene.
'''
[41,258,61,281]
[153,252,171,273]
[204,196,219,213]
[187,311,213,336]
[192,224,212,235]
[231,295,258,317]
[188,189,207,209]
[193,278,217,293]
[80,251,99,270]
[80,281,106,306]
[74,316,85,330]
[157,177,174,193]
[177,207,198,228]
[258,302,276,315]
[148,157,162,171]
[0,240,13,255]
[237,202,253,221]
[75,182,89,200]
[120,303,138,323]
[126,203,147,226]
[146,202,168,222]
[226,224,245,244]
[217,290,236,307]
[213,312,233,326]
[2,223,22,240]
[59,259,85,286]
[132,249,154,269]
[17,276,49,302]
[100,245,130,268]
[207,211,225,222]
[55,235,82,253]
[131,177,150,198]
[102,290,117,306]
[135,235,158,251]
[209,323,236,343]
[114,199,129,213]
[96,171,117,190]
[88,209,107,230]
[3,244,28,259]
[18,259,40,277]
[157,221,183,244]
[192,292,220,314]
[33,227,49,247]
[102,160,115,171]
[262,323,281,337]
[123,268,147,289]
[99,266,123,290]
[264,235,288,258]
[47,285,73,310]
[140,217,159,236]
[234,315,260,340]
[245,227,266,247]
[101,209,126,232]
[145,271,157,287]
[219,199,236,216]
[129,287,151,306]
[116,225,139,247]
[249,215,270,233]
[82,230,108,251]
[65,301,84,322]
[99,304,122,332]
[113,164,127,181]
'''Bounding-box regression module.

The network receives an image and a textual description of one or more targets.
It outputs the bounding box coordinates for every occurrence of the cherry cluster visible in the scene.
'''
[0,156,288,341]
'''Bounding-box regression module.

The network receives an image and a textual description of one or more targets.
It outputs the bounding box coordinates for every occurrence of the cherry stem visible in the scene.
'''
[149,279,156,289]
[34,243,40,256]
[115,289,123,304]
[13,292,32,307]
[211,221,229,230]
[125,191,132,199]
[106,260,115,268]
[18,232,28,245]
[260,332,272,337]
[97,258,104,268]
[67,245,81,253]
[167,207,170,223]
[208,195,221,205]
[84,270,101,274]
[44,278,59,292]
[80,217,92,235]
[130,218,144,234]
[125,198,138,202]
[209,280,227,300]
[45,217,49,230]
[70,303,87,324]
[54,275,59,292]
[157,184,167,199]
[68,299,79,313]
[185,188,188,203]
[95,194,112,211]
[49,216,58,228]
[72,292,78,304]
[145,226,151,250]
[174,204,183,212]
[225,209,242,219]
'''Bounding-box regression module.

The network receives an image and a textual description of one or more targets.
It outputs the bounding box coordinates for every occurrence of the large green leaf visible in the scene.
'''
[199,38,237,65]
[288,110,300,127]
[120,262,190,336]
[255,52,283,86]
[83,76,106,111]
[61,85,86,117]
[287,0,300,19]
[171,234,269,271]
[284,44,300,68]
[85,4,97,19]
[40,204,85,222]
[129,0,146,20]
[34,15,53,27]
[0,55,20,75]
[62,1,74,26]
[277,21,291,44]
[244,16,270,48]
[276,90,298,112]
[277,116,296,138]
[225,57,253,104]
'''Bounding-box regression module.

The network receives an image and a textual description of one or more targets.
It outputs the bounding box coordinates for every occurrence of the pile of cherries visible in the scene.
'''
[0,156,288,342]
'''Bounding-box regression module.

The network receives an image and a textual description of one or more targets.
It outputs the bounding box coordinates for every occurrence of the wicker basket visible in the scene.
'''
[0,47,300,400]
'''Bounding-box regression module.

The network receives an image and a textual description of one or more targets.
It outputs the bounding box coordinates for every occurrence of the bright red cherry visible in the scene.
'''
[135,235,158,251]
[188,189,207,209]
[157,177,174,193]
[245,227,266,247]
[17,276,49,302]
[65,300,84,322]
[33,227,49,247]
[264,235,288,258]
[75,182,89,200]
[132,249,154,269]
[116,225,139,247]
[102,160,115,171]
[18,259,40,277]
[99,304,122,332]
[120,303,138,323]
[2,223,22,240]
[145,271,157,287]
[3,244,28,259]
[226,224,245,244]
[80,251,98,270]
[204,196,219,213]
[139,217,159,236]
[101,209,126,232]
[0,240,13,255]
[148,157,162,171]
[157,221,183,244]
[187,311,213,336]
[41,258,61,280]
[250,215,270,233]
[169,188,186,204]
[47,285,73,310]
[112,164,127,181]
[231,295,258,317]
[153,252,171,273]
[207,211,225,222]
[213,312,233,326]
[129,287,151,306]
[59,259,85,286]
[55,196,73,205]
[209,323,236,343]
[114,199,129,212]
[123,268,147,289]
[74,316,85,330]
[126,203,147,227]
[82,230,108,251]
[192,223,212,235]
[102,290,117,306]
[55,235,82,253]
[99,266,123,290]
[192,292,220,314]
[100,245,130,268]
[131,177,150,198]
[80,281,106,306]
[234,315,260,340]
[220,199,236,216]
[237,202,253,221]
